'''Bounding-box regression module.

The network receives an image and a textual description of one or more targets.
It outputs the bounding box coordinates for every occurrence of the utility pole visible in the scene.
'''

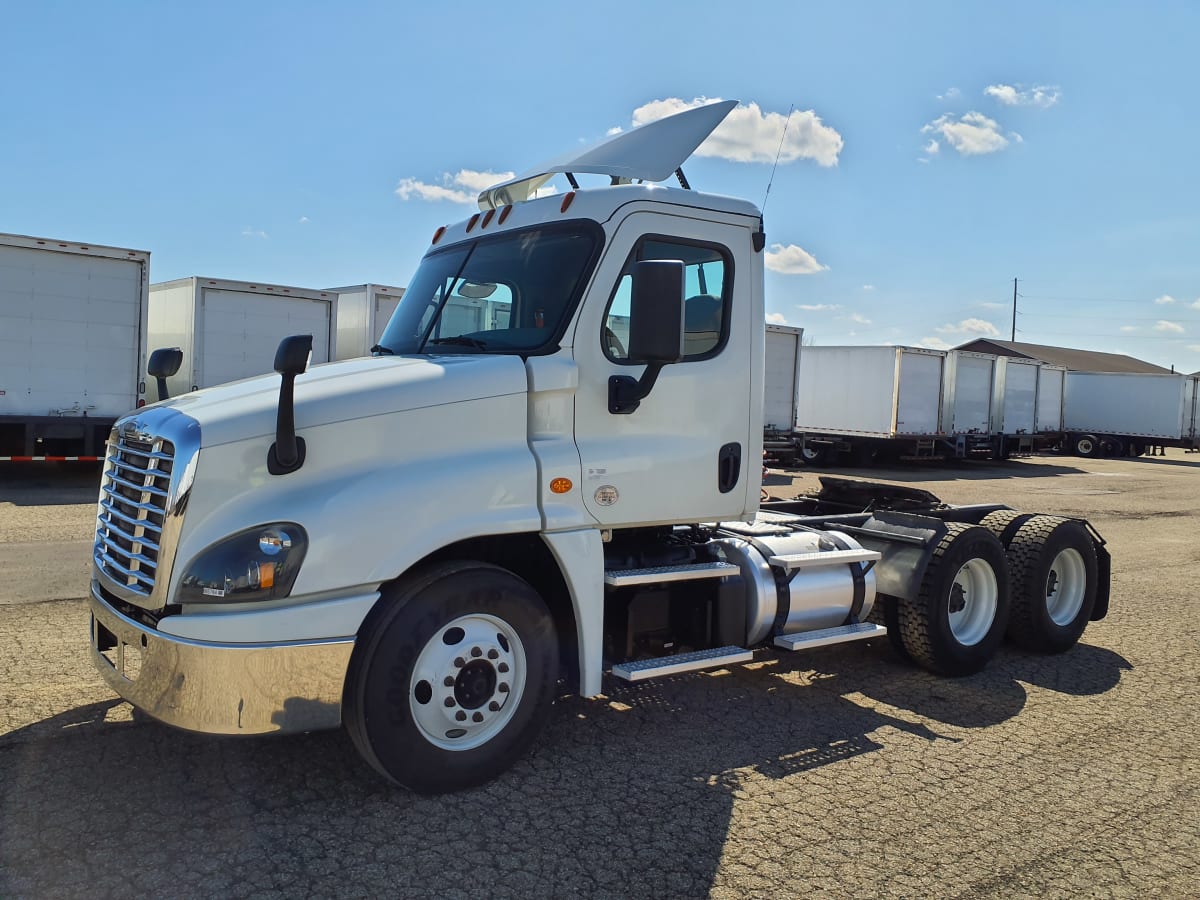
[1011,277,1018,341]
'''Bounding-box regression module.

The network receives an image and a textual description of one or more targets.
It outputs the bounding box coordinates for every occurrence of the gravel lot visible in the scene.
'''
[1,453,1198,898]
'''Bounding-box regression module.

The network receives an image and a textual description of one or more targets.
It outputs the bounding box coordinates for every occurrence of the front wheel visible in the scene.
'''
[895,523,1010,676]
[344,561,559,793]
[1074,434,1100,458]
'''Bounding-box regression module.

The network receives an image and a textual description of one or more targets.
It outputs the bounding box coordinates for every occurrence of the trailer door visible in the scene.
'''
[1037,368,1064,433]
[1002,361,1038,434]
[199,289,332,389]
[951,355,994,433]
[896,350,942,434]
[763,328,798,431]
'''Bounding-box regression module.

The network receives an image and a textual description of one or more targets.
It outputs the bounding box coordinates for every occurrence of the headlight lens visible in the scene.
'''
[178,524,307,604]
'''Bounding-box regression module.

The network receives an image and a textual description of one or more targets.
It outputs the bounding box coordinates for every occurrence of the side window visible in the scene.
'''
[602,238,731,362]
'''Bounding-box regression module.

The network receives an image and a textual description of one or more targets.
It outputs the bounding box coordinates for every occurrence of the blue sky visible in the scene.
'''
[4,1,1199,371]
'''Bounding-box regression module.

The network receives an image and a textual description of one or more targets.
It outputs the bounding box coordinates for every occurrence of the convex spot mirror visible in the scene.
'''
[627,260,685,364]
[274,334,313,376]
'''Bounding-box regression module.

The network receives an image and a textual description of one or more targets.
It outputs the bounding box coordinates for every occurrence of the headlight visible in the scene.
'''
[178,524,308,604]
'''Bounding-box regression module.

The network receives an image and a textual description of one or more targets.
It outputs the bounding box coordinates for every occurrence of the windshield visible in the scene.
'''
[375,222,602,355]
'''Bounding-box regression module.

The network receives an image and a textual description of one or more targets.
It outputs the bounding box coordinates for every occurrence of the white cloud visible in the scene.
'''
[298,216,309,224]
[606,126,623,136]
[922,112,1009,155]
[862,284,875,291]
[1120,326,1140,333]
[631,97,843,166]
[984,84,1062,108]
[918,336,953,350]
[1192,299,1200,310]
[847,312,872,325]
[241,228,268,239]
[917,157,932,165]
[978,301,1008,310]
[1153,295,1177,305]
[936,317,1000,336]
[1154,320,1185,334]
[937,87,962,101]
[797,303,840,312]
[764,242,829,275]
[765,312,788,325]
[396,168,516,204]
[1188,344,1200,353]
[924,139,940,155]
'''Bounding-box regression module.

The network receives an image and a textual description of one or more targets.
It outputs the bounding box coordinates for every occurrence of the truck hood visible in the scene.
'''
[156,355,530,448]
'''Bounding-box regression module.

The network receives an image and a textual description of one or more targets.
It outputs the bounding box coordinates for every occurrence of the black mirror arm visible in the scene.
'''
[155,376,170,402]
[608,362,666,415]
[267,371,306,474]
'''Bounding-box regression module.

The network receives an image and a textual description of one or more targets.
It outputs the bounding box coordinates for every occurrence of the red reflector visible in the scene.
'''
[432,225,446,244]
[498,205,513,224]
[481,209,495,228]
[560,192,576,213]
[137,399,146,408]
[466,213,480,232]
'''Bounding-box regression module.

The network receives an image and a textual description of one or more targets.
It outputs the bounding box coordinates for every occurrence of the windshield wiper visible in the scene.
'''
[370,344,395,355]
[428,336,488,349]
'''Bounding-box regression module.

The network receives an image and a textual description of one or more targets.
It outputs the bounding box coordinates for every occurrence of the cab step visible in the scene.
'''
[610,645,753,681]
[604,561,739,588]
[774,621,887,651]
[769,548,881,572]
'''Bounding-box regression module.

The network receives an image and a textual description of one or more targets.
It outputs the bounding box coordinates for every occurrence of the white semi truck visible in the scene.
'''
[87,102,1111,793]
[0,232,150,461]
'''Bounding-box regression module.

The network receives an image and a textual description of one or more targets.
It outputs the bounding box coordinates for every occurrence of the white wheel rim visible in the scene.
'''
[947,558,999,646]
[1046,548,1087,626]
[801,447,821,461]
[409,614,526,751]
[1078,439,1094,454]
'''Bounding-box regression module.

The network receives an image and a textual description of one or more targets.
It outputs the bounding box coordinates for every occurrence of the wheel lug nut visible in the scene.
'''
[498,683,509,693]
[471,646,482,658]
[454,657,465,668]
[443,676,455,687]
[489,701,500,712]
[472,712,483,723]
[456,711,466,722]
[487,649,498,660]
[498,662,509,673]
[444,697,456,707]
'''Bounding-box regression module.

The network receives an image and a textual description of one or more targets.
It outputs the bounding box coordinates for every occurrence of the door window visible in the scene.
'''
[602,238,731,362]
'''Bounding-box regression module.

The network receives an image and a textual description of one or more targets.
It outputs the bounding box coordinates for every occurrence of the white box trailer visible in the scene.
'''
[941,351,998,456]
[763,324,804,432]
[1035,364,1066,435]
[1184,376,1199,446]
[0,232,149,460]
[791,345,947,464]
[1062,371,1188,456]
[328,283,404,360]
[147,277,338,398]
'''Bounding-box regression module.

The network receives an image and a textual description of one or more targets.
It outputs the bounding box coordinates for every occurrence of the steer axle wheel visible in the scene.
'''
[894,522,1010,676]
[344,561,558,793]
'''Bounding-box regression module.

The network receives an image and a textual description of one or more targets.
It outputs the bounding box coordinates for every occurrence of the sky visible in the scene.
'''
[3,1,1199,372]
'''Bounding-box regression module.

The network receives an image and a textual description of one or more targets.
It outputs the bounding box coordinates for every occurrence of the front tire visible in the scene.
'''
[344,561,559,793]
[1074,434,1100,458]
[1004,516,1098,653]
[895,523,1010,676]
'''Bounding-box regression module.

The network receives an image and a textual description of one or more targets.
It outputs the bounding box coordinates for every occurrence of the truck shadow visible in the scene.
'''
[0,641,1130,898]
[0,462,102,506]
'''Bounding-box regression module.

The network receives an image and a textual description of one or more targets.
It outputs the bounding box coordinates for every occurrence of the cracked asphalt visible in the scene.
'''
[1,454,1198,898]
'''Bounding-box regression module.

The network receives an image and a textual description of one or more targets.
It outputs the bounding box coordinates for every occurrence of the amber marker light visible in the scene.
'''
[258,561,276,589]
[432,225,447,244]
[550,477,573,494]
[481,209,495,228]
[498,205,513,224]
[560,191,576,213]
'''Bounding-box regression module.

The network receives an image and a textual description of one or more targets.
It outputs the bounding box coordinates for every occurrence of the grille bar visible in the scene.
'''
[95,430,175,598]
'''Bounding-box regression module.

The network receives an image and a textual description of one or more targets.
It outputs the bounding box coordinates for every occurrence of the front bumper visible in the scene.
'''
[88,583,354,735]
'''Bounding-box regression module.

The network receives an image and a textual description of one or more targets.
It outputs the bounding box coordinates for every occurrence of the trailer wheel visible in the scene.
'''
[344,560,559,793]
[978,509,1035,546]
[800,445,829,466]
[1074,434,1100,458]
[1004,516,1097,653]
[1126,441,1144,458]
[895,523,1010,676]
[1101,437,1125,458]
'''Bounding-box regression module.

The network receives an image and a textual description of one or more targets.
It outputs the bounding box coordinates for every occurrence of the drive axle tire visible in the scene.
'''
[344,561,559,793]
[1074,434,1100,458]
[895,523,1010,676]
[979,509,1035,546]
[1003,516,1098,653]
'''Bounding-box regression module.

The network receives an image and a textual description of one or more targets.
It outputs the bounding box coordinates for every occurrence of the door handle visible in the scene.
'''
[718,442,741,494]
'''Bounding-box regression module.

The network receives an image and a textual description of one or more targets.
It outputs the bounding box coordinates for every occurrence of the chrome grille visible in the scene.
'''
[95,433,175,597]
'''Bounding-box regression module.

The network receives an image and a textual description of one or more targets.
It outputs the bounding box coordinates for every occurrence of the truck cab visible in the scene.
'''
[88,102,1110,792]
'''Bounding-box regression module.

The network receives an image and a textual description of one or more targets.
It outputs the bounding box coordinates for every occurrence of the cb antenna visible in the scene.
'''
[761,104,795,216]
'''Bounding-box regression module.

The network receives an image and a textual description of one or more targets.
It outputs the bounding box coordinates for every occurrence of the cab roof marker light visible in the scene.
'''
[432,225,447,244]
[481,209,495,228]
[466,213,480,232]
[560,191,576,213]
[498,205,513,225]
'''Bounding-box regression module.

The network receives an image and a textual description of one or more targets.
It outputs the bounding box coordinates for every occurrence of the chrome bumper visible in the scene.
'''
[88,583,354,735]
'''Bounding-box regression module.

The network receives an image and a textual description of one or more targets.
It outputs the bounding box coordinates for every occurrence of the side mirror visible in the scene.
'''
[147,347,183,401]
[609,260,685,415]
[268,334,313,475]
[627,260,685,363]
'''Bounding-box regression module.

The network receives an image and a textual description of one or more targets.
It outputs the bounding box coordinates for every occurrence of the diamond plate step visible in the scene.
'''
[769,548,881,573]
[611,645,753,681]
[604,561,739,588]
[774,622,887,651]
